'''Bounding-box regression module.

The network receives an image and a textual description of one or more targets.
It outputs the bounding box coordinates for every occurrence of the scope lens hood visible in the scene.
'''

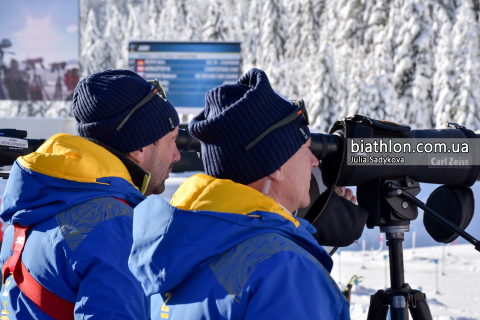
[424,185,474,243]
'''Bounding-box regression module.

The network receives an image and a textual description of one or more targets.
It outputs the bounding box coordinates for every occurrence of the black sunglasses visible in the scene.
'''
[116,79,168,131]
[245,99,309,151]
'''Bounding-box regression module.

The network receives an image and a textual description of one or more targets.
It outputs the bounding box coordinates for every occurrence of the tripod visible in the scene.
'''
[367,222,433,320]
[364,178,480,320]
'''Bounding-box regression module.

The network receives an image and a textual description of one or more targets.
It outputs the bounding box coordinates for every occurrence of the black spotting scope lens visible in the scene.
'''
[309,133,343,160]
[176,128,201,153]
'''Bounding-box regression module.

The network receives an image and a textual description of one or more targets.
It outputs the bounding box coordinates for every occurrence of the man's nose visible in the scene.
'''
[173,146,181,163]
[310,150,319,168]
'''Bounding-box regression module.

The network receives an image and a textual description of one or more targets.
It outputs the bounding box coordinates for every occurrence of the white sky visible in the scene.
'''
[12,15,77,64]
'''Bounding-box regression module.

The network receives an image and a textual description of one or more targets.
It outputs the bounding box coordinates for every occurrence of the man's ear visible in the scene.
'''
[268,168,284,182]
[126,147,146,165]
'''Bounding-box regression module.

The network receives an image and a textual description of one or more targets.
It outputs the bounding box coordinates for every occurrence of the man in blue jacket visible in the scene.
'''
[129,68,353,319]
[0,70,180,319]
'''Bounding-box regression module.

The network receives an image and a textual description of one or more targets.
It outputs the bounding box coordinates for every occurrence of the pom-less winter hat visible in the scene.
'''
[189,68,311,185]
[73,69,179,153]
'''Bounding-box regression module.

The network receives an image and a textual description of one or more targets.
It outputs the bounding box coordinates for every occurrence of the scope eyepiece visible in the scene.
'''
[176,128,201,153]
[309,133,342,160]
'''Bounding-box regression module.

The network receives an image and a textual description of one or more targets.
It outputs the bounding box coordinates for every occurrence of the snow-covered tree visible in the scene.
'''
[146,0,163,39]
[305,44,341,132]
[256,0,286,72]
[80,9,103,77]
[103,0,127,69]
[183,0,204,40]
[386,0,436,128]
[202,0,233,40]
[126,1,149,41]
[242,0,263,71]
[440,0,480,129]
[157,0,187,40]
[432,2,457,128]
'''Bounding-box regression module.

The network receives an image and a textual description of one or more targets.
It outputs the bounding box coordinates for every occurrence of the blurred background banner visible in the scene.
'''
[0,0,79,102]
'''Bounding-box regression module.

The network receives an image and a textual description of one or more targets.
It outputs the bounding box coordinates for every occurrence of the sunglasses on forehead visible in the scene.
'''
[116,79,168,131]
[245,99,309,151]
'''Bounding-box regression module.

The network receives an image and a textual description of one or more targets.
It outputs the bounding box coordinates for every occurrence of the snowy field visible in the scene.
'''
[336,245,480,320]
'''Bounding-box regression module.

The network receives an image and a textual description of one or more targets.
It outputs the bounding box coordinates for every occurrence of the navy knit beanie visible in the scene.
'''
[73,69,179,153]
[189,68,311,185]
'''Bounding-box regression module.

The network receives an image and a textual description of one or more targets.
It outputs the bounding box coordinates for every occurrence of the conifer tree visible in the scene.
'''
[104,0,127,69]
[258,0,285,68]
[202,0,232,40]
[242,0,262,71]
[444,0,480,129]
[432,2,457,128]
[81,9,103,77]
[158,0,187,40]
[305,44,341,132]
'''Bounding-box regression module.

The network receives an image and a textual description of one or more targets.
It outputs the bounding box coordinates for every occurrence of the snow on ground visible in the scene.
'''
[336,245,480,320]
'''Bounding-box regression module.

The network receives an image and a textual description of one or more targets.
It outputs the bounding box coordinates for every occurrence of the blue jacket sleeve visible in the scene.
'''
[72,216,150,319]
[243,250,350,320]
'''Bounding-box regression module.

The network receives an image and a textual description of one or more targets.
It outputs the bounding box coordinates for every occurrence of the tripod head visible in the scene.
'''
[23,58,45,74]
[359,177,420,229]
[0,39,12,51]
[0,39,12,60]
[50,62,67,74]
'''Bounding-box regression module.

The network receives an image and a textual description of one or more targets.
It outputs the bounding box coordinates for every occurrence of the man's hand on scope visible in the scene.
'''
[335,186,357,204]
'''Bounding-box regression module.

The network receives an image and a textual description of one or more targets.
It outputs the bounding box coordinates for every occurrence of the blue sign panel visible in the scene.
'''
[128,41,241,114]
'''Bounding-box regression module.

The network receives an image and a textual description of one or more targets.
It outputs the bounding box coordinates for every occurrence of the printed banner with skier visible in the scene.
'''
[0,0,79,101]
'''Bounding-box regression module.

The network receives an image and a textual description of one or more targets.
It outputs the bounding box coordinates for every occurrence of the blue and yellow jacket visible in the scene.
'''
[0,134,150,319]
[129,174,350,320]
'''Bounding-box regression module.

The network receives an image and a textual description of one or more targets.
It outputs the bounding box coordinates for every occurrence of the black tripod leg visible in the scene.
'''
[367,290,389,320]
[409,291,433,320]
[391,295,409,320]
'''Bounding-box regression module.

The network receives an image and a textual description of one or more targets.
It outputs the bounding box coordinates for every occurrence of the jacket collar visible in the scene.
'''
[18,133,148,193]
[84,137,150,194]
[171,173,300,227]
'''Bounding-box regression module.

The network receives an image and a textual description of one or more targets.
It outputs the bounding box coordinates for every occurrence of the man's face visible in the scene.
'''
[280,138,319,210]
[141,127,181,196]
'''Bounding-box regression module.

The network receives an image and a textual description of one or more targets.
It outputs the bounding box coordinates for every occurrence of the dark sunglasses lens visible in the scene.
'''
[148,79,167,100]
[303,105,309,125]
[157,83,167,100]
[296,100,309,126]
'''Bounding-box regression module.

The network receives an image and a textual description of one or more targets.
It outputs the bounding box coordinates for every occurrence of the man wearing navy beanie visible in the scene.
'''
[129,68,352,319]
[0,69,180,319]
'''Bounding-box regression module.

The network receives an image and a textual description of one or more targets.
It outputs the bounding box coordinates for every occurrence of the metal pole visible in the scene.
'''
[384,254,388,289]
[412,227,416,255]
[337,250,341,285]
[388,239,405,289]
[442,244,446,275]
[362,236,366,269]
